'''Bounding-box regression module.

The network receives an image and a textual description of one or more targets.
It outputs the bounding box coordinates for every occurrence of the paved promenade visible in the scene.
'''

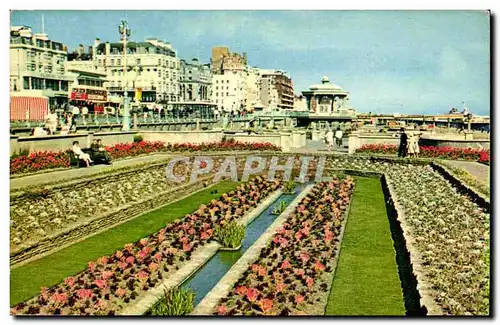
[443,160,490,186]
[10,153,174,191]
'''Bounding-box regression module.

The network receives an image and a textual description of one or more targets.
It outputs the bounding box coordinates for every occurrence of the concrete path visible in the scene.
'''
[443,160,490,186]
[10,153,174,191]
[291,139,348,155]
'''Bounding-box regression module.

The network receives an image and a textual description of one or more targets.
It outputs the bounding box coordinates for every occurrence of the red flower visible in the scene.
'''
[275,282,286,293]
[305,277,314,288]
[76,289,93,300]
[154,253,162,262]
[95,279,107,289]
[115,288,127,297]
[314,260,326,272]
[183,243,192,252]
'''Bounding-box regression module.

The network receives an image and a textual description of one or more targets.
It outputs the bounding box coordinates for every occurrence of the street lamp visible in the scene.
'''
[119,20,132,131]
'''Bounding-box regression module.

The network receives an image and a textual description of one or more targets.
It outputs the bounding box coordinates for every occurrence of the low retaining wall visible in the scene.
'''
[381,175,443,316]
[10,177,214,267]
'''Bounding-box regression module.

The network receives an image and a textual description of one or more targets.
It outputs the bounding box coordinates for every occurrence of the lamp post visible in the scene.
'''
[119,20,132,131]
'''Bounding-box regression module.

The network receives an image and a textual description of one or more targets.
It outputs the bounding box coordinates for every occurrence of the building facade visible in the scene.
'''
[245,66,262,112]
[294,94,307,111]
[10,26,73,107]
[179,58,212,102]
[259,69,294,111]
[211,46,247,75]
[90,38,181,104]
[212,70,247,113]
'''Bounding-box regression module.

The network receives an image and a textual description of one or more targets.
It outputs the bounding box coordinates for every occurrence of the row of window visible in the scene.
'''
[96,57,180,69]
[22,77,69,91]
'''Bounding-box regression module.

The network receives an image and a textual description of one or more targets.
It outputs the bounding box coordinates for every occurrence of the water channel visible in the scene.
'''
[181,183,307,307]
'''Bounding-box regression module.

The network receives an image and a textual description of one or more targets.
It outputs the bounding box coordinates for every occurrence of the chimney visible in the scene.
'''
[105,42,111,55]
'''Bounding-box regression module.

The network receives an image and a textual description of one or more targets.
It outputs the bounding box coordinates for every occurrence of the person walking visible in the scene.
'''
[398,128,408,158]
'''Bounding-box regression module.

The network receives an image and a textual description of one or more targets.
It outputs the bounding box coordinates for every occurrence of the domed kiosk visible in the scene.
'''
[301,76,352,115]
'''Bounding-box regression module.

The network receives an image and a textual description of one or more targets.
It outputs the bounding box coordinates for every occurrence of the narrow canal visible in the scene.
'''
[181,184,307,307]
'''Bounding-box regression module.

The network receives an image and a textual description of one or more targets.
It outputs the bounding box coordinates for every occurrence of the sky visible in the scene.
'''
[10,10,490,115]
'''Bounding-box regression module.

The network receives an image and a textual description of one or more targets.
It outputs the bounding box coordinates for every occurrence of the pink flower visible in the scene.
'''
[279,237,289,248]
[272,236,280,244]
[95,300,106,309]
[51,293,68,304]
[115,288,127,297]
[305,277,314,288]
[314,260,325,272]
[188,228,196,235]
[88,261,96,271]
[251,264,260,273]
[201,232,210,240]
[64,277,75,287]
[97,256,109,265]
[295,269,305,277]
[102,271,115,280]
[140,238,148,246]
[300,252,310,263]
[126,256,135,265]
[216,304,227,315]
[295,231,303,241]
[96,279,107,289]
[275,282,286,293]
[154,253,162,262]
[180,236,190,244]
[295,294,305,304]
[246,288,259,302]
[138,249,149,260]
[183,243,192,252]
[118,261,128,270]
[258,266,266,277]
[76,289,93,300]
[280,259,291,269]
[136,270,149,281]
[202,223,211,230]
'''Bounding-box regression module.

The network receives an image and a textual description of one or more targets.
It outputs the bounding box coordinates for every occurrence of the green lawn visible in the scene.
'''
[10,181,239,306]
[325,177,405,315]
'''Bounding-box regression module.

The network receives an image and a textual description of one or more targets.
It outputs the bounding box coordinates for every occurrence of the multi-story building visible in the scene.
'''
[245,66,262,111]
[259,69,294,111]
[211,46,247,75]
[90,38,181,104]
[212,70,247,113]
[179,58,212,102]
[10,26,73,107]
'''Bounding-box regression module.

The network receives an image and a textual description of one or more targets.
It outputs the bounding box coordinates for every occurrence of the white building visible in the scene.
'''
[212,70,247,113]
[179,58,212,102]
[245,66,262,111]
[10,26,73,106]
[90,38,181,104]
[294,94,307,111]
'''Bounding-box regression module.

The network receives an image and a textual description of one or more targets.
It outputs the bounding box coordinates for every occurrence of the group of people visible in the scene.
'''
[398,128,422,158]
[72,139,112,167]
[324,127,344,151]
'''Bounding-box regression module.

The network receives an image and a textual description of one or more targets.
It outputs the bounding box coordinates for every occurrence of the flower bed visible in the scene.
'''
[10,140,281,175]
[11,177,282,315]
[355,144,490,163]
[326,156,489,315]
[214,178,354,315]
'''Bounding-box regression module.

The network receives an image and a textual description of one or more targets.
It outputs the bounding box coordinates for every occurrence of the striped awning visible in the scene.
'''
[10,96,49,121]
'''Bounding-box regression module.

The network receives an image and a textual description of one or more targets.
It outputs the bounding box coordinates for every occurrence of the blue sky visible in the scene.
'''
[10,10,490,115]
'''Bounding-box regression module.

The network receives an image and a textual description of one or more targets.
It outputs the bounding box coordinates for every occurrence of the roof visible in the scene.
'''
[308,76,343,91]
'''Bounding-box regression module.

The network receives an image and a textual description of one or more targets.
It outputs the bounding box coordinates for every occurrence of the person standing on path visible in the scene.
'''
[325,129,335,152]
[335,127,344,149]
[398,128,408,158]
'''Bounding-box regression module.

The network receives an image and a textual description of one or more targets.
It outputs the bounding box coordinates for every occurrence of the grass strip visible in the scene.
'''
[325,177,405,315]
[10,181,238,306]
